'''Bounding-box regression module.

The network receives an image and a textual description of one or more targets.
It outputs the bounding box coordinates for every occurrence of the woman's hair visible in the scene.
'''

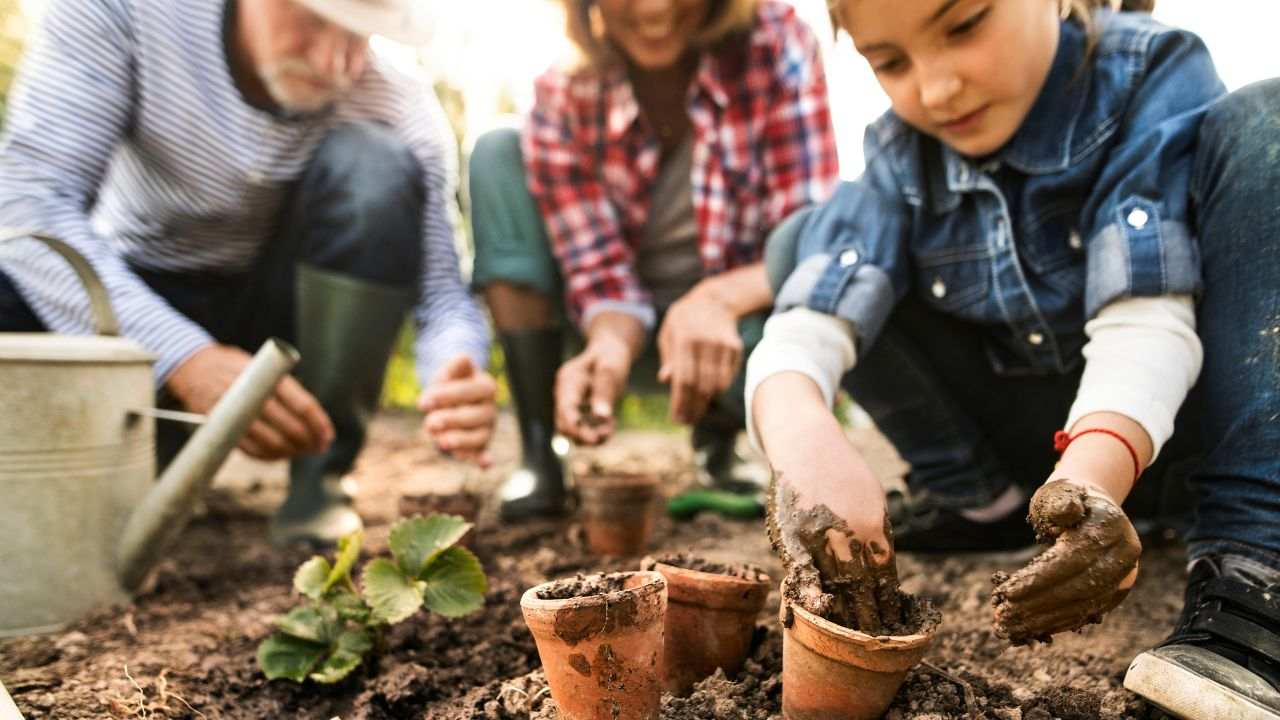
[561,0,759,68]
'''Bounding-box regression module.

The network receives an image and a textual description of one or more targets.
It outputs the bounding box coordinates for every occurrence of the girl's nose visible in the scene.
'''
[919,65,963,113]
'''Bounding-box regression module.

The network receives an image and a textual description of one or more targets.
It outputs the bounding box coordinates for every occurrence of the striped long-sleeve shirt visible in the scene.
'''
[0,0,489,385]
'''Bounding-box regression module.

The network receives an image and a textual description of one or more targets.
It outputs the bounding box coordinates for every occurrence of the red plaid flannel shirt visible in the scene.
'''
[522,1,839,327]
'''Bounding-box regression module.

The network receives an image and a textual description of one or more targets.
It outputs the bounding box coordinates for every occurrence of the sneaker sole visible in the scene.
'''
[1125,650,1280,720]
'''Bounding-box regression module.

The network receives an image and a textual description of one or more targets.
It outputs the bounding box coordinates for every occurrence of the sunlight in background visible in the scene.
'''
[400,0,1280,177]
[9,0,1280,176]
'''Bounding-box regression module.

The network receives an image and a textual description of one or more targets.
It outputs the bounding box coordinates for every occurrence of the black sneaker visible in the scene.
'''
[887,488,1035,554]
[1124,555,1280,719]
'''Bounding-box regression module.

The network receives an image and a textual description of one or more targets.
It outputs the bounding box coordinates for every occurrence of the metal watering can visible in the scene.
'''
[0,232,299,636]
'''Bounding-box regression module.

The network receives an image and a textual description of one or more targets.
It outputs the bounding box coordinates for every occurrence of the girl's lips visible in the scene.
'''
[940,105,988,135]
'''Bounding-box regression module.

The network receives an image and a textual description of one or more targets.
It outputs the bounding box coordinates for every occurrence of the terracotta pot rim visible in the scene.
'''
[576,473,661,490]
[779,576,936,647]
[520,570,667,613]
[647,559,770,588]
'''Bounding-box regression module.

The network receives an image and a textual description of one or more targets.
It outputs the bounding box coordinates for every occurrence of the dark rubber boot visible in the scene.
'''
[497,328,568,521]
[271,265,415,545]
[691,404,767,495]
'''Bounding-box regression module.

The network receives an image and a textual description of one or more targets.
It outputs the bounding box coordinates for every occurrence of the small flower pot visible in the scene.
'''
[779,576,936,720]
[521,571,667,720]
[641,554,771,696]
[576,473,660,557]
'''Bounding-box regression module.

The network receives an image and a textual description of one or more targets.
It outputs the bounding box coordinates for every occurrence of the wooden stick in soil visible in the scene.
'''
[921,661,981,720]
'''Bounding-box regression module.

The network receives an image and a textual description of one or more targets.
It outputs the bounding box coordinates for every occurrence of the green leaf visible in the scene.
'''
[422,546,487,618]
[307,629,373,684]
[363,557,425,625]
[293,556,332,600]
[325,530,364,593]
[389,515,472,577]
[276,605,339,644]
[258,632,328,682]
[329,588,372,623]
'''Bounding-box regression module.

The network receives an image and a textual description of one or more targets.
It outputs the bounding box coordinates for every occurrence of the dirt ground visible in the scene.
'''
[0,411,1186,719]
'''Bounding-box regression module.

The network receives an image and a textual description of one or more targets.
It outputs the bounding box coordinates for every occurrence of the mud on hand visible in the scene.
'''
[991,479,1141,645]
[767,473,904,635]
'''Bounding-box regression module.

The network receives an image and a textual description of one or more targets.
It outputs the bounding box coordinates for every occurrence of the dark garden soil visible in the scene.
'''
[1,412,1185,719]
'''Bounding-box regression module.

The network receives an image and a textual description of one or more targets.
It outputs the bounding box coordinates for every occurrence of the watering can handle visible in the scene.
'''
[0,228,120,336]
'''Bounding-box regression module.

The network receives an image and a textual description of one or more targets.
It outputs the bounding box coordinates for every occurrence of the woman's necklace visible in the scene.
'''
[629,54,698,154]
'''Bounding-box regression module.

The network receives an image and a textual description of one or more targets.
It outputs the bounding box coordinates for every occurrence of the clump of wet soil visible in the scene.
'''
[643,553,770,582]
[535,572,632,600]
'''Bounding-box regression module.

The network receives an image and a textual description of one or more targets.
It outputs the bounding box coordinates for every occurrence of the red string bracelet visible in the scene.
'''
[1053,428,1142,483]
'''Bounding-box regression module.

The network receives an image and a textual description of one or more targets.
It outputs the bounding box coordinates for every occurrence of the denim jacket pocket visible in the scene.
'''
[915,244,991,317]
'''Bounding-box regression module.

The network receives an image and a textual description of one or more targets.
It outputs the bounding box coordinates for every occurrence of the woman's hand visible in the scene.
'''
[992,479,1141,644]
[757,372,904,633]
[418,354,498,467]
[167,343,334,460]
[555,311,646,445]
[657,287,743,425]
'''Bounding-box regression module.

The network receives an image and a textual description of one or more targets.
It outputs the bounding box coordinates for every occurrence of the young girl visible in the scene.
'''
[468,0,839,520]
[746,0,1280,715]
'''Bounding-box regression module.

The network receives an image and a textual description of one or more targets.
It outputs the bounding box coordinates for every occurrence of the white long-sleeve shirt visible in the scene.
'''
[745,296,1201,464]
[0,0,489,385]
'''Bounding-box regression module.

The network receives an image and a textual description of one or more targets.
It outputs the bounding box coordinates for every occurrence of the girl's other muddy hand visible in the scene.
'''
[992,479,1141,644]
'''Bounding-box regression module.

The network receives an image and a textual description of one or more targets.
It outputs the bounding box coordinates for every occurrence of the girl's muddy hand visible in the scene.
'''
[992,479,1141,644]
[769,473,904,634]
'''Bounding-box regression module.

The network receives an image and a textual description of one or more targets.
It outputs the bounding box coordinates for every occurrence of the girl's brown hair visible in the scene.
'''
[562,0,760,68]
[827,0,1156,41]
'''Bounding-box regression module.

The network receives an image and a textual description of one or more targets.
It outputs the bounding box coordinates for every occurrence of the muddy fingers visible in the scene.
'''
[991,479,1142,645]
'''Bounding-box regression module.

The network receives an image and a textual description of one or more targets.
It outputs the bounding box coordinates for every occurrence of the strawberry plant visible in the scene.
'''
[257,513,486,683]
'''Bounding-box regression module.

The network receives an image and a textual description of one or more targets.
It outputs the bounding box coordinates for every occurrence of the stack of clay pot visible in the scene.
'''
[521,554,772,719]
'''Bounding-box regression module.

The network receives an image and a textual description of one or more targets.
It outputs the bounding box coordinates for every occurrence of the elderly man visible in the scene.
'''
[0,0,497,544]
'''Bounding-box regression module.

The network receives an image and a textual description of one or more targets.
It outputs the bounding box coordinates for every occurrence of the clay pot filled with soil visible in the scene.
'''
[640,553,771,696]
[576,473,660,556]
[521,571,668,720]
[779,576,938,720]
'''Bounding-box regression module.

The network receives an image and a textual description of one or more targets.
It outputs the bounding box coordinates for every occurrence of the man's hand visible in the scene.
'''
[418,354,498,467]
[992,479,1141,644]
[554,336,631,445]
[657,289,742,425]
[166,343,334,460]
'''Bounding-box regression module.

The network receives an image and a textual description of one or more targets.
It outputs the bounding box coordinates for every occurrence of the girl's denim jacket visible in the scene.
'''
[776,13,1226,376]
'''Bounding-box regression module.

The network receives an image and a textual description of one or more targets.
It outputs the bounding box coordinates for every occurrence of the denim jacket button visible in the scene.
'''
[931,278,947,298]
[1069,231,1083,250]
[1027,332,1045,346]
[1127,208,1150,230]
[838,249,860,267]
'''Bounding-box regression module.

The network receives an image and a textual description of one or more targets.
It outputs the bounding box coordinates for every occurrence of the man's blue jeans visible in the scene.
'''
[777,81,1280,570]
[0,122,424,473]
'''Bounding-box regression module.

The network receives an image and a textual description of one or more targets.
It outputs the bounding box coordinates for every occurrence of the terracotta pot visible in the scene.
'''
[521,571,668,720]
[643,557,771,696]
[577,474,659,557]
[779,577,935,720]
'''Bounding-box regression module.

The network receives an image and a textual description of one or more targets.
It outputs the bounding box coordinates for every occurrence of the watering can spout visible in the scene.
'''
[115,339,300,591]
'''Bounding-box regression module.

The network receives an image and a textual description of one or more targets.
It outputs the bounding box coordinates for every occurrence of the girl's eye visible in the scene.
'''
[948,7,990,38]
[874,56,906,74]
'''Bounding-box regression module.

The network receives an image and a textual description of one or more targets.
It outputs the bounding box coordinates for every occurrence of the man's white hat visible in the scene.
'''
[293,0,431,45]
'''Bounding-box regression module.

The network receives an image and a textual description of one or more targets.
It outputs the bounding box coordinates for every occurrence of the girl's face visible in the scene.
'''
[596,0,713,70]
[839,0,1061,157]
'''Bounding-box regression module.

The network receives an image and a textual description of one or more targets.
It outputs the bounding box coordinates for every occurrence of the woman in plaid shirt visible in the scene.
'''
[469,0,839,519]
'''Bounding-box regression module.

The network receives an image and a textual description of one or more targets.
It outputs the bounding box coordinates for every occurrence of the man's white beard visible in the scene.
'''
[258,59,353,113]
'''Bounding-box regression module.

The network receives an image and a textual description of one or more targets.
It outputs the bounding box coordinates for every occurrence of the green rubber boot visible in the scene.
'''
[270,264,416,546]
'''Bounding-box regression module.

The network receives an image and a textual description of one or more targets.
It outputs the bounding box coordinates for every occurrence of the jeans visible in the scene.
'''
[0,121,425,473]
[469,126,794,431]
[775,81,1280,569]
